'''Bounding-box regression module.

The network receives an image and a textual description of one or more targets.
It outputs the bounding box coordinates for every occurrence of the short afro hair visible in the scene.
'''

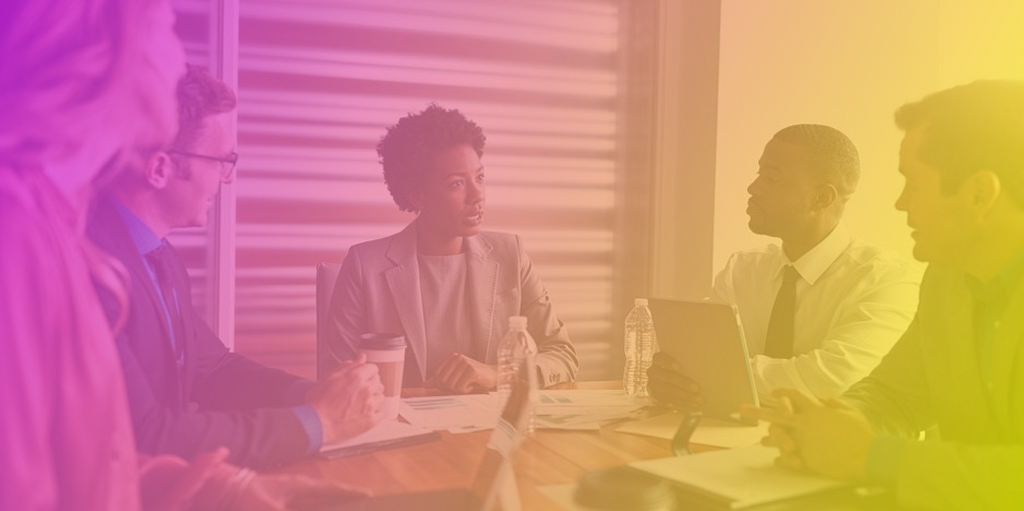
[772,124,860,200]
[377,103,486,212]
[895,80,1024,210]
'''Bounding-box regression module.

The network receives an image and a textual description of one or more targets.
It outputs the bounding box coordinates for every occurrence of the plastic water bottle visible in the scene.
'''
[623,298,658,397]
[497,316,538,433]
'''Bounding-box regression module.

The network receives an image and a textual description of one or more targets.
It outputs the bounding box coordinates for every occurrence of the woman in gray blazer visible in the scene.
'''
[327,104,579,394]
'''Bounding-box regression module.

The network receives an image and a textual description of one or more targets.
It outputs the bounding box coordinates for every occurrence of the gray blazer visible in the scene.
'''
[327,220,579,387]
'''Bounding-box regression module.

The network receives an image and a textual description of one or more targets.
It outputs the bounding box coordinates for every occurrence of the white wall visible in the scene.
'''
[713,0,1024,276]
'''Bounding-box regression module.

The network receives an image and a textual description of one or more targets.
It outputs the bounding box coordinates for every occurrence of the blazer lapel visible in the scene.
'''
[944,275,994,427]
[464,235,500,362]
[92,199,178,356]
[164,243,195,408]
[89,198,185,402]
[384,222,429,381]
[989,273,1024,436]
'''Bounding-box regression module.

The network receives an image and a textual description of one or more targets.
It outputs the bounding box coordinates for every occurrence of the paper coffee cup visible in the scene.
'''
[359,333,406,420]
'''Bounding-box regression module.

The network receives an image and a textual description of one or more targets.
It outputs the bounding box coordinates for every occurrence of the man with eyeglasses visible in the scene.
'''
[87,66,385,469]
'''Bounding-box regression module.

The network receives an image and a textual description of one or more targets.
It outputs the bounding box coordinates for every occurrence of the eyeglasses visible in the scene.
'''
[168,150,238,179]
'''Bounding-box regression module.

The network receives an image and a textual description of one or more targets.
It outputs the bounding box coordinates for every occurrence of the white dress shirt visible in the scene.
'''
[712,226,923,398]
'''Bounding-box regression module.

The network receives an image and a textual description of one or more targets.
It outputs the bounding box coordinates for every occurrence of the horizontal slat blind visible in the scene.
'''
[178,0,650,381]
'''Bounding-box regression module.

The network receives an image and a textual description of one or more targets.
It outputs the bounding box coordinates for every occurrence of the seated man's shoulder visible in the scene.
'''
[844,238,917,267]
[840,238,924,283]
[726,242,783,268]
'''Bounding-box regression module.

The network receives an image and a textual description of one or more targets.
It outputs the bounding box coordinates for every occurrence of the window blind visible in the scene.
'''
[174,0,656,381]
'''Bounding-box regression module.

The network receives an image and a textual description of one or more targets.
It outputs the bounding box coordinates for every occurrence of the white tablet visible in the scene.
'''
[648,299,760,424]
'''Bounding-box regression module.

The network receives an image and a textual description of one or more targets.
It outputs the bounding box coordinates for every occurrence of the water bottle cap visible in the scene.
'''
[634,298,648,306]
[507,315,528,329]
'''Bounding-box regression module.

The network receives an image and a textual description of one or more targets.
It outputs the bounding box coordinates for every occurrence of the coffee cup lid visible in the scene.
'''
[359,333,406,350]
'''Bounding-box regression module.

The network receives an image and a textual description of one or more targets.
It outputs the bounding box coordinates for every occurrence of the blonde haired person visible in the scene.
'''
[0,1,361,509]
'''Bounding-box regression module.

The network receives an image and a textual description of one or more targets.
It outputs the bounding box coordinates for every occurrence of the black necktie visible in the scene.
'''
[147,242,185,368]
[764,265,799,358]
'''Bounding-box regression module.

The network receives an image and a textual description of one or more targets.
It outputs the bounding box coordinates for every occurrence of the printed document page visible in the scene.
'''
[629,444,850,508]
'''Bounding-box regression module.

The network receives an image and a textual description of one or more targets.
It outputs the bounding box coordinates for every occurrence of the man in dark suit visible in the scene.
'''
[89,66,384,469]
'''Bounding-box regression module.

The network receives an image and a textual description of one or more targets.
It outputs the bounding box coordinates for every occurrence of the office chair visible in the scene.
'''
[316,262,342,381]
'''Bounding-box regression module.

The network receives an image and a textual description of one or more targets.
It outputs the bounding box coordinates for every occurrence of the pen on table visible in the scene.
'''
[671,411,702,456]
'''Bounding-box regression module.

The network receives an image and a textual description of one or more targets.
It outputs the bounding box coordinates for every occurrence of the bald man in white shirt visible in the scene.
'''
[649,125,922,407]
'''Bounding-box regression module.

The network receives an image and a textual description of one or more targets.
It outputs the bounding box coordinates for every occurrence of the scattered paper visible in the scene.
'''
[534,389,649,431]
[400,390,651,433]
[615,411,768,449]
[400,394,499,433]
[319,419,437,457]
[534,413,613,431]
[537,389,647,409]
[630,445,850,509]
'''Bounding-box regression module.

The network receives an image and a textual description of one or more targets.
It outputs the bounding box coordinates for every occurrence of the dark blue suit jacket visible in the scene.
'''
[87,196,312,469]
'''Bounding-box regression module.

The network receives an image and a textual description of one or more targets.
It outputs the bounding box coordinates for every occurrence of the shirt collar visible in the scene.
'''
[966,248,1024,306]
[111,198,163,256]
[776,225,852,286]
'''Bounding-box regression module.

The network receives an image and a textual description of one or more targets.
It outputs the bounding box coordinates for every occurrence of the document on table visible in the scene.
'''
[536,389,647,412]
[399,394,499,433]
[615,411,768,449]
[400,390,648,433]
[319,419,439,459]
[534,389,649,431]
[629,445,852,509]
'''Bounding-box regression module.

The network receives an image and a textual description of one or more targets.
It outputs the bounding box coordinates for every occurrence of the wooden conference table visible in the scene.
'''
[284,382,681,511]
